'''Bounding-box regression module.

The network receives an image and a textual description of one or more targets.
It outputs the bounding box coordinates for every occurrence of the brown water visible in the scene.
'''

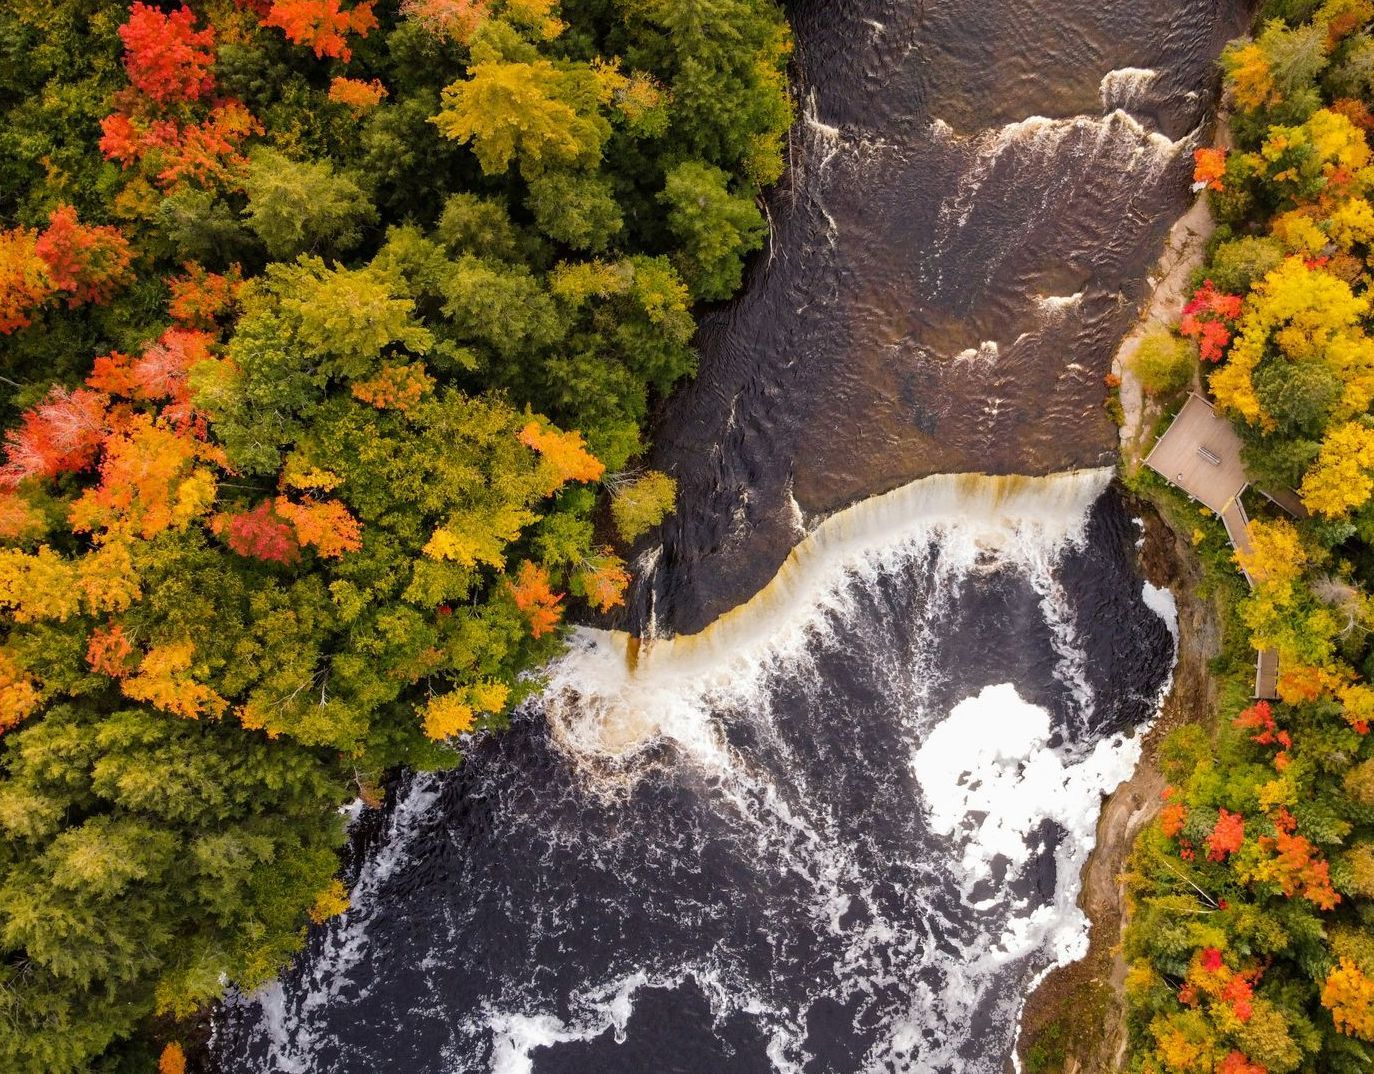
[211,4,1249,1072]
[639,0,1249,635]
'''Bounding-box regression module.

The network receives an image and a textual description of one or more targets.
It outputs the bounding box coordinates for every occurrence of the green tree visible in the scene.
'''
[1130,328,1196,395]
[659,161,767,300]
[1207,236,1285,294]
[526,170,623,251]
[609,469,678,542]
[242,147,378,260]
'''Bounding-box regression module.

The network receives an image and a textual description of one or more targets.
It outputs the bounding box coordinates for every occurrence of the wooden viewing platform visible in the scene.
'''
[1144,394,1298,701]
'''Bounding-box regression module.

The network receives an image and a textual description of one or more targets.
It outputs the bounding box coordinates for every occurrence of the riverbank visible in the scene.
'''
[1113,192,1217,457]
[1014,493,1223,1073]
[1015,149,1229,1072]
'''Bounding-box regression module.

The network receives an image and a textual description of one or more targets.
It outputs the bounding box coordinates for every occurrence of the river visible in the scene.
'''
[213,2,1247,1071]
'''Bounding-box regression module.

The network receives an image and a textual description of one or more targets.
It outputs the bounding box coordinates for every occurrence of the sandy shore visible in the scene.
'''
[1113,191,1216,460]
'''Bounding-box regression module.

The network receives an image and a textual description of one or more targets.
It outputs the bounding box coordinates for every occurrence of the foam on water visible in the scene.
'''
[912,682,1139,906]
[542,468,1113,770]
[953,340,1001,363]
[217,468,1174,1074]
[242,775,444,1074]
[1142,580,1179,642]
[1099,67,1160,113]
[927,108,1195,292]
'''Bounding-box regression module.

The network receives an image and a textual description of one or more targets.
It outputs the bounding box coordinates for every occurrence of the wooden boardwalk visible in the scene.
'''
[1255,649,1280,702]
[1145,394,1285,700]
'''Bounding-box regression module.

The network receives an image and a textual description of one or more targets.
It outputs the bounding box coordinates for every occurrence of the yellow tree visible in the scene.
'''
[1324,958,1374,1040]
[1211,257,1374,427]
[431,21,624,178]
[1236,519,1339,671]
[1300,421,1374,516]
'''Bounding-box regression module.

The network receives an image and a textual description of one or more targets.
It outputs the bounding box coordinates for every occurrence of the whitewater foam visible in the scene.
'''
[220,468,1174,1074]
[542,469,1113,769]
[1099,67,1159,114]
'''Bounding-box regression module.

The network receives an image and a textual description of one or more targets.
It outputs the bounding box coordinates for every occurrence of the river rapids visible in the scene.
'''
[213,1,1247,1071]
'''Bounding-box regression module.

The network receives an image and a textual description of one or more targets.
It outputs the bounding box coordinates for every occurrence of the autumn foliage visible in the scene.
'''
[0,0,794,1065]
[118,4,216,104]
[508,560,563,638]
[1193,146,1227,192]
[0,207,133,333]
[167,264,242,327]
[101,3,261,194]
[157,1042,187,1074]
[0,228,51,334]
[0,387,109,487]
[518,420,605,491]
[400,0,491,42]
[35,206,134,308]
[1180,280,1243,363]
[1325,958,1374,1040]
[0,651,40,734]
[101,101,262,191]
[577,553,631,613]
[328,76,388,110]
[86,624,136,678]
[263,0,378,61]
[272,496,362,558]
[217,502,301,563]
[1206,808,1245,862]
[1126,14,1374,1052]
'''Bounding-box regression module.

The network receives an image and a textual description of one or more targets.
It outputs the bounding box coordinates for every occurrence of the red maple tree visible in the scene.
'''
[1180,280,1244,363]
[167,264,242,326]
[33,206,134,309]
[118,3,217,104]
[263,0,378,62]
[0,387,110,488]
[219,502,302,564]
[1206,808,1245,862]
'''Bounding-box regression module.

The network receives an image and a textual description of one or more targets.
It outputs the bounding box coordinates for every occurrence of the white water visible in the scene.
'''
[1099,67,1160,113]
[542,468,1115,768]
[244,775,444,1074]
[508,467,1167,1071]
[225,467,1177,1074]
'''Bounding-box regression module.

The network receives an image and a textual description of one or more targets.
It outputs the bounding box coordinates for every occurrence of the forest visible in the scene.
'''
[1120,1,1374,1071]
[0,0,791,1069]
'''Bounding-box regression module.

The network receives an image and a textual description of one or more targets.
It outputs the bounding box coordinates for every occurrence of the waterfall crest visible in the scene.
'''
[543,468,1113,768]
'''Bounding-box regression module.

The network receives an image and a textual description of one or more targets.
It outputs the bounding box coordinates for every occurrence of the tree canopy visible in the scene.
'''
[0,0,793,1068]
[1123,3,1374,1072]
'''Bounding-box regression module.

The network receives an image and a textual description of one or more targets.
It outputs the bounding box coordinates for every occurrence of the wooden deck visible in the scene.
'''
[1220,499,1253,582]
[1258,484,1309,519]
[1144,394,1249,514]
[1145,394,1283,701]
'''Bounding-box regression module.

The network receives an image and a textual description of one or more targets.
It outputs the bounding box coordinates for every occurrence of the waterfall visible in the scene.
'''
[210,0,1244,1064]
[215,466,1175,1074]
[541,469,1114,772]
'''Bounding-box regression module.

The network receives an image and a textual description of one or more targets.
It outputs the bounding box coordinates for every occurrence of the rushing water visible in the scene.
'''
[640,0,1247,633]
[214,2,1245,1071]
[218,473,1173,1074]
